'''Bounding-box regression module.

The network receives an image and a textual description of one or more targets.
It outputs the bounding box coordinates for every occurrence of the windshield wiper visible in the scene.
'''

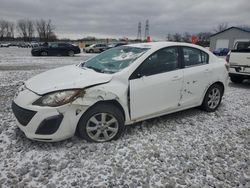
[85,66,104,73]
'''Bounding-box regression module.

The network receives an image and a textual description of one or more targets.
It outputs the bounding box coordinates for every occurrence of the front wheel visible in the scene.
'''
[40,51,48,56]
[77,103,125,142]
[201,84,223,112]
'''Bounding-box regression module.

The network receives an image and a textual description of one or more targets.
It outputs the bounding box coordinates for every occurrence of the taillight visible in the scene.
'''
[225,52,230,71]
[226,52,230,63]
[225,62,230,71]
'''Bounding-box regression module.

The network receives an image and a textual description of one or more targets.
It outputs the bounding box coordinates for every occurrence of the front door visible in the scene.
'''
[129,46,184,120]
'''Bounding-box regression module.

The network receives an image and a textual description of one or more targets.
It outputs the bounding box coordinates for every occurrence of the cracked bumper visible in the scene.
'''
[12,89,88,142]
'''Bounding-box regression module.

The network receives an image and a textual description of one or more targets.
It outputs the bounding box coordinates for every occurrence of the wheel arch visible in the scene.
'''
[74,99,126,135]
[92,100,126,120]
[201,81,225,104]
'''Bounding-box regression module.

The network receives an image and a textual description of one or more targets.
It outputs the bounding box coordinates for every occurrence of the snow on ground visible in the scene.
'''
[0,48,250,188]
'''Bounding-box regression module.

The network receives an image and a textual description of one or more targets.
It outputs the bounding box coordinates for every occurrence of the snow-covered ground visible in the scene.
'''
[0,48,250,188]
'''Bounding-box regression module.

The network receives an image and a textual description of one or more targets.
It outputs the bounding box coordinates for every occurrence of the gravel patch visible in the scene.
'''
[0,48,250,187]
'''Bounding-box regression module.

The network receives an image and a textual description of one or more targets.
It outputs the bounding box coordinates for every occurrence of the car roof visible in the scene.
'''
[126,41,210,53]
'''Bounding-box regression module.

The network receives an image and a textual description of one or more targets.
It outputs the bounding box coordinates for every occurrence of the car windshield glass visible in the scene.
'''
[82,46,149,74]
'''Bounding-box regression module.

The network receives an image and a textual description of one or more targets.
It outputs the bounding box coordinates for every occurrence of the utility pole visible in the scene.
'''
[137,22,142,41]
[144,20,149,40]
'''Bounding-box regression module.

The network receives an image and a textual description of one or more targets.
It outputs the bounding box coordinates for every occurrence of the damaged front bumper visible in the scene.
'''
[12,89,89,142]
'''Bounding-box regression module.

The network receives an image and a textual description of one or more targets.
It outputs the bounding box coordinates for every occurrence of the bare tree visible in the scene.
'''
[166,33,173,41]
[172,33,182,42]
[9,22,15,38]
[27,20,34,40]
[0,19,8,39]
[214,23,228,33]
[182,32,191,43]
[36,19,56,41]
[17,19,28,41]
[16,19,35,41]
[195,32,212,47]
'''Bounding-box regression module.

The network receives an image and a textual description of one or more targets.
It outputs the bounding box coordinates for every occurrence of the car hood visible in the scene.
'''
[25,65,112,95]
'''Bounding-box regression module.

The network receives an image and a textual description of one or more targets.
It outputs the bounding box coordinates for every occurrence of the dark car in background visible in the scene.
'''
[106,42,127,50]
[31,42,81,56]
[213,48,229,56]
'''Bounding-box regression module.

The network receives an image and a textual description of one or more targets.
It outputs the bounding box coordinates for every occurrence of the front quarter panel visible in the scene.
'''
[72,80,130,124]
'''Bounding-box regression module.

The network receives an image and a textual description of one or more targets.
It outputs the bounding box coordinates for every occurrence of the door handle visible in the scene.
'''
[171,75,182,81]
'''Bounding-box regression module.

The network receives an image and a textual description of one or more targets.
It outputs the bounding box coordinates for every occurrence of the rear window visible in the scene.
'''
[235,42,250,50]
[233,42,250,52]
[183,47,209,67]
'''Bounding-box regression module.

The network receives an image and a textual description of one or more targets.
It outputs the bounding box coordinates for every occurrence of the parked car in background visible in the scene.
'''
[227,41,250,83]
[213,48,229,56]
[84,43,107,53]
[106,42,127,50]
[0,43,10,47]
[31,42,81,56]
[18,42,30,48]
[31,42,39,48]
[12,42,228,142]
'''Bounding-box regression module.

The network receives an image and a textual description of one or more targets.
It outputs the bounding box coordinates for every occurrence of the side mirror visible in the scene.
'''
[136,73,143,78]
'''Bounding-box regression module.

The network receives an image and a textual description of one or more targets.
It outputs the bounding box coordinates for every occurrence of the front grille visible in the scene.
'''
[12,101,37,126]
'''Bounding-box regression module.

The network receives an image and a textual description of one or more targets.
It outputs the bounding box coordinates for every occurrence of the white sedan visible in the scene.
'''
[12,42,228,142]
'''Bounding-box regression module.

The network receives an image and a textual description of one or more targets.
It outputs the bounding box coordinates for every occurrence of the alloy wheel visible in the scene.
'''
[68,50,74,56]
[86,113,119,142]
[207,88,221,109]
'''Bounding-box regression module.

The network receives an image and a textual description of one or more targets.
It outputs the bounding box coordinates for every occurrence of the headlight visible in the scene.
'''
[33,89,83,107]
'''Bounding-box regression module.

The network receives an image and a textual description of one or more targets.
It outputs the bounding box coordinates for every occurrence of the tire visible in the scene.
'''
[77,103,125,142]
[89,49,94,53]
[230,76,243,83]
[201,84,223,112]
[40,51,48,56]
[68,50,74,57]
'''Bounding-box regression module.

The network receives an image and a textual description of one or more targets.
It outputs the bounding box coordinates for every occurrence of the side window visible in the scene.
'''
[50,43,58,48]
[58,43,67,47]
[183,47,209,67]
[137,47,179,76]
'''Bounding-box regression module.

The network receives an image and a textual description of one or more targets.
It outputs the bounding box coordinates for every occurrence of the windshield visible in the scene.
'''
[82,46,149,73]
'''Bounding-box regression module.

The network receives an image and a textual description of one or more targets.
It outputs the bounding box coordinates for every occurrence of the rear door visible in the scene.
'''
[180,46,211,107]
[58,43,69,55]
[129,46,184,120]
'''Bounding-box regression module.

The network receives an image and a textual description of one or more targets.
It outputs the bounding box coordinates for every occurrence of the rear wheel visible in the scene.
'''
[201,84,223,112]
[230,76,244,83]
[68,50,74,57]
[77,103,125,142]
[40,51,48,56]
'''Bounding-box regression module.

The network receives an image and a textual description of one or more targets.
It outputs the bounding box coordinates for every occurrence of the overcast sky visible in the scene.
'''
[0,0,249,40]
